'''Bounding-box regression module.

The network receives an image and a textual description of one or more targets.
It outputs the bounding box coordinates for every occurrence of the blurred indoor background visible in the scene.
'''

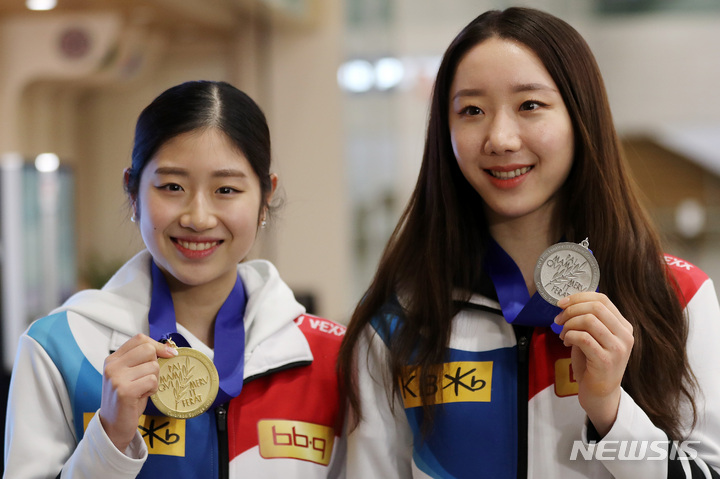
[1,0,719,467]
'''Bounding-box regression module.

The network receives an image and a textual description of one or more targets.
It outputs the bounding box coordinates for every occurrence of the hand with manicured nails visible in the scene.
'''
[554,292,634,437]
[99,333,178,452]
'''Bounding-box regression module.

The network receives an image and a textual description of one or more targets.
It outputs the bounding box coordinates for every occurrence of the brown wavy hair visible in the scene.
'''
[338,7,697,440]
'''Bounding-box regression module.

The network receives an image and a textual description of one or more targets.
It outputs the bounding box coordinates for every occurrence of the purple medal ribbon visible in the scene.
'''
[485,239,563,334]
[144,261,246,416]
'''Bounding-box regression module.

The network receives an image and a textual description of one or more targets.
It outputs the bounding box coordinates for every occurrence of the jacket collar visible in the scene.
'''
[54,250,312,379]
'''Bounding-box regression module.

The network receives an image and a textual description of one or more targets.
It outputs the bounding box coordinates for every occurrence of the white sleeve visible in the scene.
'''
[4,333,147,479]
[589,279,720,479]
[345,325,414,478]
[62,413,147,478]
[325,422,347,479]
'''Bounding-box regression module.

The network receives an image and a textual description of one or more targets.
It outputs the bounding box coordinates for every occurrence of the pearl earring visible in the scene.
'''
[261,219,267,228]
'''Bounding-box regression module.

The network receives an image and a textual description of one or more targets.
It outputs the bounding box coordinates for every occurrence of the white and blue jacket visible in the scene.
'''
[4,250,346,479]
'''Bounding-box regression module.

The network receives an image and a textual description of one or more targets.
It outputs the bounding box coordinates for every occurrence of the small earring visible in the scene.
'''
[261,219,267,229]
[131,214,137,223]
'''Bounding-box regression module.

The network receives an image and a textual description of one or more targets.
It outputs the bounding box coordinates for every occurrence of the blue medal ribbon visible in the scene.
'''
[485,239,563,334]
[144,261,246,415]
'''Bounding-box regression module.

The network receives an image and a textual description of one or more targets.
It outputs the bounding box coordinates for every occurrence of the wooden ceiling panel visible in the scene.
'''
[0,0,252,33]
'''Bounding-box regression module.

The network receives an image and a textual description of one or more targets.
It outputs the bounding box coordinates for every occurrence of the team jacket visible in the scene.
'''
[346,255,720,478]
[4,250,346,479]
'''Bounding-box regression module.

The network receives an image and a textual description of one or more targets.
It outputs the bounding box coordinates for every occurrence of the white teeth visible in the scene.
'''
[179,240,217,251]
[490,166,531,179]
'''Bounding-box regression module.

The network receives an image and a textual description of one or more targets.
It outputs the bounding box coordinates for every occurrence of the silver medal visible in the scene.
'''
[534,238,600,306]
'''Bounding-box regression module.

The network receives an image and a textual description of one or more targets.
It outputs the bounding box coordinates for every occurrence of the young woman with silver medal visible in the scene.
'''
[4,81,346,478]
[338,7,720,478]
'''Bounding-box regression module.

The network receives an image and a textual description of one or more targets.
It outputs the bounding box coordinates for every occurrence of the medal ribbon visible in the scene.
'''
[485,238,563,334]
[145,261,246,414]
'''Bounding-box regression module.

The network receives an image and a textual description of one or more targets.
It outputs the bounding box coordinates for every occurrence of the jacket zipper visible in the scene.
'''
[216,404,229,479]
[516,329,530,479]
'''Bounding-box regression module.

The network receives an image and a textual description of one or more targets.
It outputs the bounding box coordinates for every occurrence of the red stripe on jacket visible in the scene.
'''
[227,314,346,461]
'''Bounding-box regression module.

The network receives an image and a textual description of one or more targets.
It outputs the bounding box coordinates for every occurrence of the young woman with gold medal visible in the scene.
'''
[5,81,346,478]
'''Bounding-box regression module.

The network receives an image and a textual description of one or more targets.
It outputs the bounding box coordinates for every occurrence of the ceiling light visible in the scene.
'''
[375,57,405,90]
[26,0,57,11]
[35,153,60,173]
[337,60,375,93]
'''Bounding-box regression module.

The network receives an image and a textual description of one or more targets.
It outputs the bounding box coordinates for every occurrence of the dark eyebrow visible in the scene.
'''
[452,83,558,101]
[153,167,248,179]
[212,169,248,179]
[511,82,558,94]
[154,167,188,176]
[452,88,485,101]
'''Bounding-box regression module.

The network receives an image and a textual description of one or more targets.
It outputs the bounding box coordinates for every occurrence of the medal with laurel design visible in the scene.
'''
[151,340,219,419]
[534,238,600,306]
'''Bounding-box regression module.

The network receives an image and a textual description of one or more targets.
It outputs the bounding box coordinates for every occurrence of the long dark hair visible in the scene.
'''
[125,80,274,214]
[338,7,696,440]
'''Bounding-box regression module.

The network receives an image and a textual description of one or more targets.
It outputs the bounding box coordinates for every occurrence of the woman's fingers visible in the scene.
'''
[99,334,177,452]
[556,293,632,338]
[110,334,178,365]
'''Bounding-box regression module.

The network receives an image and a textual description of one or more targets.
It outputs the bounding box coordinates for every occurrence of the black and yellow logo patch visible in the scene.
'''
[84,413,186,456]
[554,358,579,397]
[400,361,493,408]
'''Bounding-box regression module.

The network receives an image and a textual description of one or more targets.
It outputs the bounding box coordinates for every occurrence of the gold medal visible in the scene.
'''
[151,340,219,419]
[534,238,600,306]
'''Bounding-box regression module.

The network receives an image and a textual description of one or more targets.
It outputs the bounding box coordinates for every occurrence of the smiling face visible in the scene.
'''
[134,128,272,293]
[448,37,574,229]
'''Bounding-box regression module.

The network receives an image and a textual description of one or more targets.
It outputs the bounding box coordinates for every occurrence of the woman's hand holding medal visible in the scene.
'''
[535,239,634,436]
[554,293,634,437]
[99,333,178,452]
